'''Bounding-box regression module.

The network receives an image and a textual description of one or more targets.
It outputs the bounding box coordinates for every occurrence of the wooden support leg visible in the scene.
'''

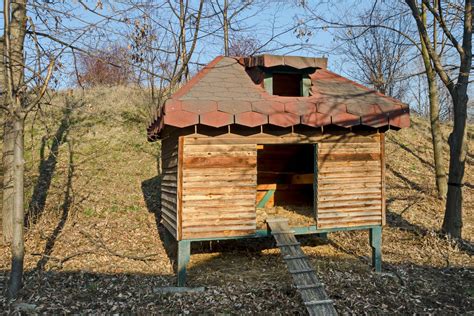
[177,240,191,287]
[370,227,382,272]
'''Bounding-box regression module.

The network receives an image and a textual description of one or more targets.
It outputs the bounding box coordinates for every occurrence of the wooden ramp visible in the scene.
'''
[267,217,337,316]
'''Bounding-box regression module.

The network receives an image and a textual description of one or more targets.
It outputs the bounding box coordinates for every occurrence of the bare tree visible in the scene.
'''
[405,0,472,238]
[313,1,447,200]
[229,34,261,56]
[125,0,205,120]
[210,0,255,56]
[337,10,411,100]
[2,0,43,298]
[2,0,117,298]
[77,44,133,87]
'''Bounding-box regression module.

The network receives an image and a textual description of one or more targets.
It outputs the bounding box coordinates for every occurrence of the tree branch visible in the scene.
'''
[422,0,463,57]
[405,0,455,93]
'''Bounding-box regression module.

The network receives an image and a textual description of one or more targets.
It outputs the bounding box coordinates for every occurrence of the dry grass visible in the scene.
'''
[0,87,473,314]
[256,205,316,229]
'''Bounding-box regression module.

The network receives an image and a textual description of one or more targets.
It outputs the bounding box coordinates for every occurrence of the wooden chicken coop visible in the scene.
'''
[147,55,410,288]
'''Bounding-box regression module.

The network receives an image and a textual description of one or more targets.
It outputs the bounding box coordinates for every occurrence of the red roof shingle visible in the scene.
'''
[147,55,410,139]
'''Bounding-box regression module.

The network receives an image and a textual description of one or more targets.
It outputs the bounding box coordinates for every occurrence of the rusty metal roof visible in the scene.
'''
[147,55,409,139]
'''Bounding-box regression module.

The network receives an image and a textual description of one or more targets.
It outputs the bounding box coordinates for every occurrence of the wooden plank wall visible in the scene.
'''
[180,141,257,239]
[160,135,179,238]
[316,134,383,229]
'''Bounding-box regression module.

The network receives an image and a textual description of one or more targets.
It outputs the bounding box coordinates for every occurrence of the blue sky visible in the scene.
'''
[73,1,341,67]
[6,1,366,86]
[2,0,470,106]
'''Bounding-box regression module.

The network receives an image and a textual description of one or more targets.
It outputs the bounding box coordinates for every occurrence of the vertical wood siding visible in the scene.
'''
[160,135,179,238]
[316,135,383,229]
[181,142,257,239]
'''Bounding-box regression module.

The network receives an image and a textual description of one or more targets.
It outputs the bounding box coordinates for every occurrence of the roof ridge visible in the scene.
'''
[146,56,224,139]
[172,55,225,100]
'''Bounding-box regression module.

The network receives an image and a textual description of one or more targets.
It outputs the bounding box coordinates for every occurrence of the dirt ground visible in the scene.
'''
[0,88,473,314]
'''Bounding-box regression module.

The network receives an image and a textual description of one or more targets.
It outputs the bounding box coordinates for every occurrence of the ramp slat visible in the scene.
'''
[267,217,338,316]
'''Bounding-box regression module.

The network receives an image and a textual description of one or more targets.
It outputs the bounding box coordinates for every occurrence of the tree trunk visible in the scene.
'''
[428,79,447,199]
[441,0,471,239]
[179,0,189,82]
[2,118,15,243]
[419,1,447,200]
[7,116,24,299]
[223,0,229,56]
[442,90,468,238]
[3,0,27,298]
[0,35,15,244]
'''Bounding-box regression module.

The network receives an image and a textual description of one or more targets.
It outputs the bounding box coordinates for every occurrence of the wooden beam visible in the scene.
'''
[177,136,184,241]
[380,133,386,226]
[184,132,379,145]
[256,183,297,190]
[291,173,313,184]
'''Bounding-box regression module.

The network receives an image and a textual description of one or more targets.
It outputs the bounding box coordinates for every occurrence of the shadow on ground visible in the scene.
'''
[1,252,472,314]
[386,198,474,256]
[23,98,84,271]
[25,98,83,226]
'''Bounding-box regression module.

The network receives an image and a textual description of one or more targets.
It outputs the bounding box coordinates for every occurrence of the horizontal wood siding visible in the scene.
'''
[160,135,179,238]
[181,141,257,239]
[316,135,383,229]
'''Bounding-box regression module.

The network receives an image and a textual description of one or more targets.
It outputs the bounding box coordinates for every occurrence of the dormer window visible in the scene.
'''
[263,68,313,97]
[272,73,302,96]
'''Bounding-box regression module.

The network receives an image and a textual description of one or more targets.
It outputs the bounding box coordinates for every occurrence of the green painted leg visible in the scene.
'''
[177,240,191,286]
[370,227,382,272]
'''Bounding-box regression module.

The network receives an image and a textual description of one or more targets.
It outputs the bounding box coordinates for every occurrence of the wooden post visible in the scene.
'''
[380,133,386,226]
[369,226,382,272]
[177,240,191,286]
[313,143,318,220]
[177,137,184,240]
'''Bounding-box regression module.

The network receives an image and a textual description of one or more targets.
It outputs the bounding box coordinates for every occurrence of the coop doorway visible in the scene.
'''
[256,144,316,228]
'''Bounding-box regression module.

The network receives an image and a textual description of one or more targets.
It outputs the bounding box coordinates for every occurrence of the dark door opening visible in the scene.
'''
[255,144,316,228]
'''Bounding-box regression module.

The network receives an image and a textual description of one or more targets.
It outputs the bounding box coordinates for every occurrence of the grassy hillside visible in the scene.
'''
[0,87,472,313]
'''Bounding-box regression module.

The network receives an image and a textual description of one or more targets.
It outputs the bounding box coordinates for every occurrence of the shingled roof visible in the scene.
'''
[147,55,409,139]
